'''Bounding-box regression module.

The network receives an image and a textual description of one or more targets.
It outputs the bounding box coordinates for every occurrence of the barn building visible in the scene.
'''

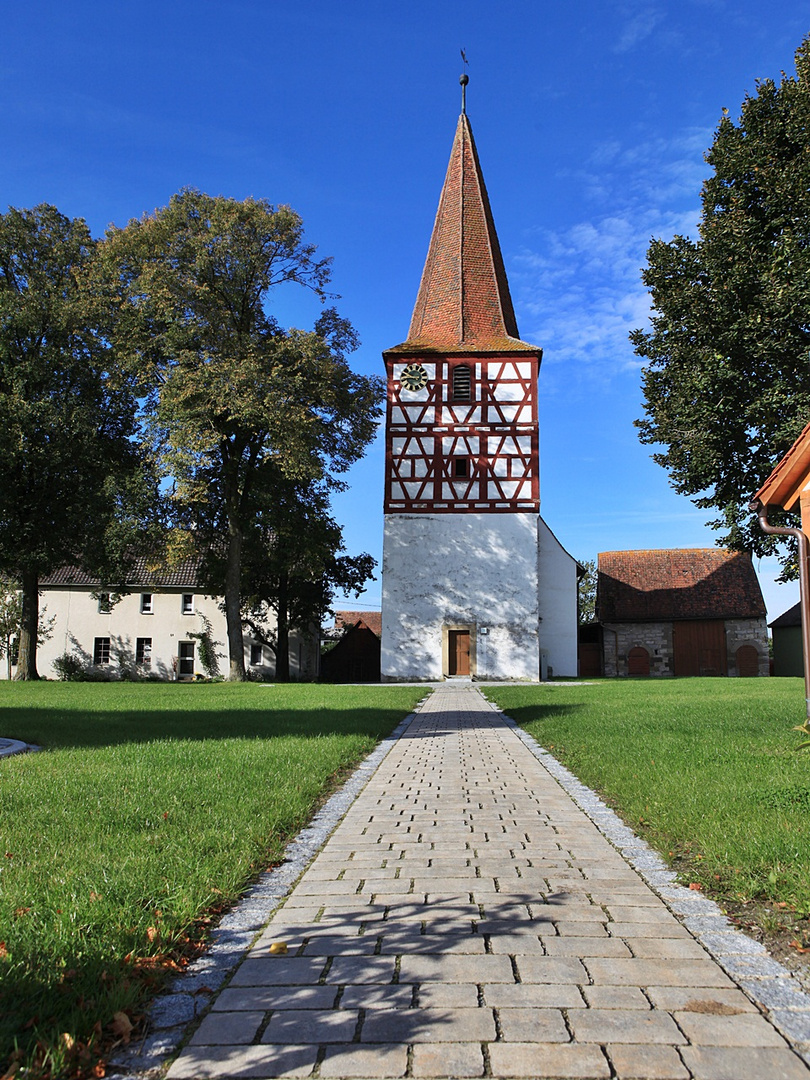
[597,549,768,678]
[380,91,578,681]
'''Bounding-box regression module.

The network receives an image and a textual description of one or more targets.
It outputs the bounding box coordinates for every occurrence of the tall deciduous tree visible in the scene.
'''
[101,191,383,679]
[578,559,597,624]
[239,476,375,682]
[0,205,155,678]
[632,35,810,570]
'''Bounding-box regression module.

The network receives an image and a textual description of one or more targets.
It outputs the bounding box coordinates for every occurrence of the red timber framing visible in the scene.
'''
[383,353,540,514]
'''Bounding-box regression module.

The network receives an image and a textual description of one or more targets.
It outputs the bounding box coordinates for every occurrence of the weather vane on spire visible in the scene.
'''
[460,48,469,114]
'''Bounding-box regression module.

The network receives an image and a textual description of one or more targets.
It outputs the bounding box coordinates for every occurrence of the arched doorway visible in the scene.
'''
[628,646,650,676]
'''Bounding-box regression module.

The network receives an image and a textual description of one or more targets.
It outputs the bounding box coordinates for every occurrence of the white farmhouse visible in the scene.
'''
[5,559,318,680]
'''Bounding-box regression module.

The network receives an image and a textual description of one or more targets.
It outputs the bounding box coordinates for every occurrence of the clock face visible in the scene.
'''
[400,363,429,392]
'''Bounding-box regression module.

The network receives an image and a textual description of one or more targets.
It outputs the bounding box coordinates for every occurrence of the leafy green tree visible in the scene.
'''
[239,477,375,681]
[0,205,157,678]
[101,191,383,679]
[632,35,810,570]
[578,559,597,624]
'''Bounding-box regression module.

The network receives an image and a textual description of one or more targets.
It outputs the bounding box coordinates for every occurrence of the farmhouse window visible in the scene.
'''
[250,644,263,666]
[93,637,111,665]
[136,638,152,666]
[140,593,153,614]
[181,593,194,615]
[97,592,112,614]
[453,457,469,478]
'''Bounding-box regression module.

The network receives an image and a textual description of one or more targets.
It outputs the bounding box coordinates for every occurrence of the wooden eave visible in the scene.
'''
[752,420,810,512]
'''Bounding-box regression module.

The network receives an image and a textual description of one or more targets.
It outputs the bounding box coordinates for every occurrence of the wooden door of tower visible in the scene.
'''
[448,630,471,676]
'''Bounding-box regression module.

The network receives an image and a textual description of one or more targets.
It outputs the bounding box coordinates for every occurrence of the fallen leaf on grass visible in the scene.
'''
[60,1033,75,1051]
[146,926,159,943]
[108,1012,133,1044]
[790,940,810,954]
[0,942,8,960]
[689,883,703,891]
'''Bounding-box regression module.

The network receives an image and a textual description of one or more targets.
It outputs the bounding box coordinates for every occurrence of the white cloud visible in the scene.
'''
[614,4,666,53]
[510,128,710,389]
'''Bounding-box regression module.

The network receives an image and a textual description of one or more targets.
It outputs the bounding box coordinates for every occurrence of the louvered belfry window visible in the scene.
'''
[452,364,472,401]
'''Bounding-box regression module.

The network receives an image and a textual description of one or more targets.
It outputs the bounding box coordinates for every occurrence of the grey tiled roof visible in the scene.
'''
[41,556,203,589]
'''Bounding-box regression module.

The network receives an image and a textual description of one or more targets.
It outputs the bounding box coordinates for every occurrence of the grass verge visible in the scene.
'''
[486,678,810,911]
[0,682,426,1079]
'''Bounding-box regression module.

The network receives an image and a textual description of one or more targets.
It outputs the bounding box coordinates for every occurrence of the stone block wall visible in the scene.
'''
[601,617,769,677]
[601,622,673,678]
[724,617,769,676]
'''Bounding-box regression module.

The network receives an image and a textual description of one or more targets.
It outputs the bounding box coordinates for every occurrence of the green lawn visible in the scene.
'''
[486,678,810,912]
[0,682,426,1079]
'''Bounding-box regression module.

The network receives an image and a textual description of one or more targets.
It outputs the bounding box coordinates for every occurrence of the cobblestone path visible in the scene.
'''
[166,684,810,1080]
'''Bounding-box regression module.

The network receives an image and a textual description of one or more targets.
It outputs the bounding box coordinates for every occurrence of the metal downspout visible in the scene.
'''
[751,499,810,719]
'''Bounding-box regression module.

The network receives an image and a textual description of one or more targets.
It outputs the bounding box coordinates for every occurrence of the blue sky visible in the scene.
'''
[4,1,808,620]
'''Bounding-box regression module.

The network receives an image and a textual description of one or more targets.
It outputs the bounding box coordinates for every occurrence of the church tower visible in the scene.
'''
[380,85,579,681]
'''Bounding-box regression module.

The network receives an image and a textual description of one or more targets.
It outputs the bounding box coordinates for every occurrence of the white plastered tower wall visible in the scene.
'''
[537,516,579,678]
[381,512,541,681]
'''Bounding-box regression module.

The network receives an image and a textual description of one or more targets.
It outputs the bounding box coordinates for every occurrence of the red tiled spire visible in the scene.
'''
[398,113,537,354]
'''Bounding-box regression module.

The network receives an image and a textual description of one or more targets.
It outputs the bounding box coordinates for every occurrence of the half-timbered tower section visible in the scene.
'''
[381,103,578,681]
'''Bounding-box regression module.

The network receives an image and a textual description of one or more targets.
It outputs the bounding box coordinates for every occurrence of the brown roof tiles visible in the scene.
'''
[334,610,382,637]
[597,549,766,622]
[389,113,538,356]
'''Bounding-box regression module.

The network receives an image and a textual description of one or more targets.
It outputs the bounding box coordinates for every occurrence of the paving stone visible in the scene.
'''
[514,955,588,984]
[581,986,651,1010]
[324,955,397,984]
[188,1010,263,1045]
[361,1006,496,1043]
[622,936,710,959]
[675,1009,789,1046]
[483,982,586,1008]
[497,1007,569,1042]
[543,935,632,957]
[212,985,339,1011]
[680,1044,810,1079]
[584,957,735,988]
[606,1043,690,1079]
[261,1009,358,1043]
[487,1041,611,1078]
[318,1042,409,1078]
[645,986,756,1013]
[166,1044,318,1079]
[569,1008,686,1044]
[411,1040,485,1077]
[229,957,326,986]
[398,953,514,983]
[338,984,414,1009]
[417,983,480,1008]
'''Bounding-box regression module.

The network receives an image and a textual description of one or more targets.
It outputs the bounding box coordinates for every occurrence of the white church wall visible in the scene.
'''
[536,517,579,678]
[381,512,540,681]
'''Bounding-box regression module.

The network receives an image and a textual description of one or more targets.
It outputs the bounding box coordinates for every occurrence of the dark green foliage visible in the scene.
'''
[100,191,383,679]
[0,205,160,677]
[633,36,810,572]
